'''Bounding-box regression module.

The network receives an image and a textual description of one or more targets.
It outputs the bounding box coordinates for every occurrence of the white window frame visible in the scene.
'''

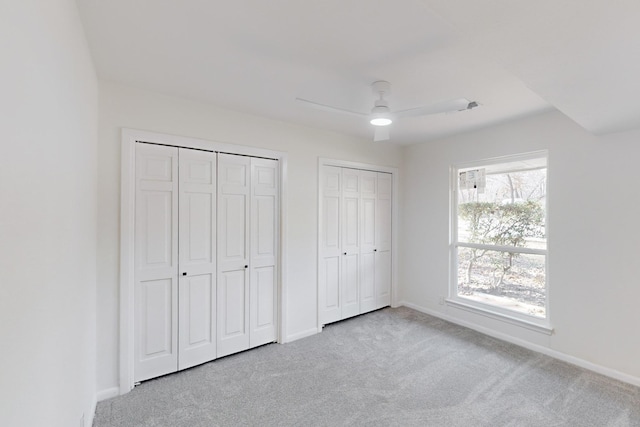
[448,150,553,334]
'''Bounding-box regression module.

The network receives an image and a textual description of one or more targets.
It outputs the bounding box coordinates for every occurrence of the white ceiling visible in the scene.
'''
[77,0,640,145]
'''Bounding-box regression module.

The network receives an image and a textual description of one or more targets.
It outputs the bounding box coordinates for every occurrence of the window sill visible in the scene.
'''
[445,298,554,335]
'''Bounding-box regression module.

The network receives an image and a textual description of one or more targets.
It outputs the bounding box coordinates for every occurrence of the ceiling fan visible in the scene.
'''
[296,80,479,142]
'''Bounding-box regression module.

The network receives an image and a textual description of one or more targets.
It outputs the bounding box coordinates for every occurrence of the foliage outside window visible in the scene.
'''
[452,153,547,323]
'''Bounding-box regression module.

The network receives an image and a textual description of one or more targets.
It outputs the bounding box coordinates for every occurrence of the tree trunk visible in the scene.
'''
[507,174,515,203]
[466,250,476,283]
[495,253,513,288]
[495,268,506,287]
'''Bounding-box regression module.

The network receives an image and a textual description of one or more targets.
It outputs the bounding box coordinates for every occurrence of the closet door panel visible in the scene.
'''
[250,158,278,347]
[360,252,376,313]
[375,250,392,308]
[323,197,340,249]
[377,173,392,252]
[341,169,360,318]
[219,270,247,336]
[362,198,376,248]
[138,191,173,268]
[217,154,251,357]
[252,265,275,344]
[360,170,377,313]
[178,274,215,368]
[321,256,341,323]
[139,279,173,355]
[342,253,360,318]
[343,195,359,249]
[178,149,217,370]
[255,198,275,254]
[221,196,247,260]
[376,173,392,308]
[134,144,179,382]
[319,166,342,324]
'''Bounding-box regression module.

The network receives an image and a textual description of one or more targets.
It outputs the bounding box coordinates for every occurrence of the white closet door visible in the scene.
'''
[375,172,392,308]
[249,158,278,347]
[134,144,179,382]
[360,170,377,314]
[319,166,342,324]
[178,149,217,370]
[341,169,360,319]
[217,153,251,357]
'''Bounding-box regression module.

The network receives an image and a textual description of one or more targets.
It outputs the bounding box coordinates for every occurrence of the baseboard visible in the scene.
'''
[96,386,120,402]
[399,301,640,388]
[284,327,318,343]
[86,394,97,427]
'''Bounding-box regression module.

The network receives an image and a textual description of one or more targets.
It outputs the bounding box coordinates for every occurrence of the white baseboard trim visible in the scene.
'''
[87,394,97,427]
[96,387,120,402]
[399,301,640,388]
[284,327,318,343]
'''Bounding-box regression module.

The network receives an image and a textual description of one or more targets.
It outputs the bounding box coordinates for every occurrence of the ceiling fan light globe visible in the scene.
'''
[370,108,394,126]
[370,117,393,126]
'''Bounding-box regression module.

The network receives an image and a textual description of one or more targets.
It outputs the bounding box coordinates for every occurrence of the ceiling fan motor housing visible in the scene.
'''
[372,101,390,113]
[371,80,391,96]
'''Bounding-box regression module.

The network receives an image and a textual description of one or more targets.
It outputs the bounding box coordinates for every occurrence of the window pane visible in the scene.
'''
[457,247,546,318]
[457,167,546,250]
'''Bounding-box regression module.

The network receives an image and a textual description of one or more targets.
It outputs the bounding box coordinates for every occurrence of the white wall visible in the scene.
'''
[97,81,403,395]
[0,1,98,426]
[400,110,640,383]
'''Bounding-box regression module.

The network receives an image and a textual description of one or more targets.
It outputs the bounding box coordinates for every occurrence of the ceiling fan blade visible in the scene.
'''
[394,98,474,118]
[374,126,390,142]
[295,98,367,118]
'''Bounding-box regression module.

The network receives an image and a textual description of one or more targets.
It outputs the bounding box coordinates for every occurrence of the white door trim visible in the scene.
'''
[317,158,399,332]
[120,128,288,395]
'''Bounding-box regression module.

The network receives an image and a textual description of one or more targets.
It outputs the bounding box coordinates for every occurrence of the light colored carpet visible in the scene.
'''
[94,307,640,426]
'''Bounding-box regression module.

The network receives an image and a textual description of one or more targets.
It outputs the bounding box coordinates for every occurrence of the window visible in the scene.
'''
[450,152,548,329]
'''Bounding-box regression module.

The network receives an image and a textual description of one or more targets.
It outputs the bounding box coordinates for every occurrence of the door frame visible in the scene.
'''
[120,128,288,395]
[317,158,399,332]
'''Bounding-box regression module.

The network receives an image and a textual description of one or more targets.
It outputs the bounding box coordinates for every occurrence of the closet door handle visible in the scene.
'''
[182,272,187,276]
[244,265,248,269]
[374,249,377,252]
[343,252,347,255]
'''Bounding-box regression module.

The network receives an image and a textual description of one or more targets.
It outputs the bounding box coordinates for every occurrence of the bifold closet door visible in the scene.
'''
[134,144,217,382]
[177,149,217,370]
[217,154,251,357]
[217,154,279,357]
[319,165,393,326]
[375,173,392,308]
[134,144,179,382]
[359,170,377,314]
[249,158,279,348]
[341,169,361,319]
[319,166,363,323]
[319,166,342,324]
